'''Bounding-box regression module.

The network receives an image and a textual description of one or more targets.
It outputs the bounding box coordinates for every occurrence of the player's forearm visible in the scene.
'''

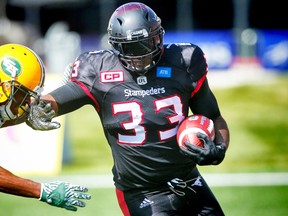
[213,115,230,149]
[0,166,41,198]
[40,94,59,114]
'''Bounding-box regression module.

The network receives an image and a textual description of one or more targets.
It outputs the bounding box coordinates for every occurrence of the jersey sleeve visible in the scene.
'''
[69,51,104,110]
[70,52,98,90]
[189,79,221,119]
[50,82,94,116]
[183,45,208,81]
[183,45,208,97]
[182,44,220,119]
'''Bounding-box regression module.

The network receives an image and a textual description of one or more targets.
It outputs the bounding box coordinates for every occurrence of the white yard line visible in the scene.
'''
[202,172,288,187]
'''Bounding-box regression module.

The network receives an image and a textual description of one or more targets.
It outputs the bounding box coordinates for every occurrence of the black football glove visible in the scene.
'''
[179,132,226,166]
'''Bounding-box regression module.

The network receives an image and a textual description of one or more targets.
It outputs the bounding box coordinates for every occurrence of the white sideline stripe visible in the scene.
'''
[202,173,288,187]
[32,172,288,188]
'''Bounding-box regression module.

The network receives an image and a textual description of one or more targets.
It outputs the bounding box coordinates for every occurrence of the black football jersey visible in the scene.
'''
[61,43,219,191]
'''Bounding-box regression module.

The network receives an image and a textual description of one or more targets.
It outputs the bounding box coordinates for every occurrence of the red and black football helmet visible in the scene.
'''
[107,2,164,75]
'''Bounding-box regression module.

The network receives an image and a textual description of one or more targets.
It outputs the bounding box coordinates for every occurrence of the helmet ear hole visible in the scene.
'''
[117,18,123,26]
[145,12,149,21]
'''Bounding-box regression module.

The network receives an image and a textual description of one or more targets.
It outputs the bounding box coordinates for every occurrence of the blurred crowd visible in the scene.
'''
[0,0,80,74]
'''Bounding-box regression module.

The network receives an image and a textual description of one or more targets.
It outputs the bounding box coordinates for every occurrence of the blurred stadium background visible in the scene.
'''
[0,0,288,215]
[1,0,288,73]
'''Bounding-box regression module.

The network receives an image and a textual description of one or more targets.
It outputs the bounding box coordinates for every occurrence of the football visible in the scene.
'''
[176,114,215,148]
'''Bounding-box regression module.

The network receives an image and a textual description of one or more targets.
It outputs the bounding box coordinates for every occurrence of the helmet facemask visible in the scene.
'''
[0,79,41,123]
[111,28,164,75]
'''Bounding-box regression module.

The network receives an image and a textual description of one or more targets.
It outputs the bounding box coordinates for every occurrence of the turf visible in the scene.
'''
[208,74,288,173]
[1,186,287,216]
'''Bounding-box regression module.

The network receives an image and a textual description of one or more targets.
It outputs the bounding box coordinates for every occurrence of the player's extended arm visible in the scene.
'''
[180,115,230,165]
[26,78,94,131]
[0,166,91,211]
[26,63,71,131]
[0,166,41,197]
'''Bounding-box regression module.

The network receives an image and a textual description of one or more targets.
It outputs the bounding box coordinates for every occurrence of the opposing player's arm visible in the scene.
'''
[0,166,91,211]
[0,166,40,197]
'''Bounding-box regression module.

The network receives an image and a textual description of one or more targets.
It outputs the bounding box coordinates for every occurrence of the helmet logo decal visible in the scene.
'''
[1,57,21,78]
[127,29,149,40]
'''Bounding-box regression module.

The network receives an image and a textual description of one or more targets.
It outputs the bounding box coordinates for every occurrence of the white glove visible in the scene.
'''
[40,181,91,211]
[26,100,60,130]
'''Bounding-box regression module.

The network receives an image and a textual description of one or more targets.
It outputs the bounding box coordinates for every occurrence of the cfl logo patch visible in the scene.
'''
[100,71,124,83]
[137,76,147,85]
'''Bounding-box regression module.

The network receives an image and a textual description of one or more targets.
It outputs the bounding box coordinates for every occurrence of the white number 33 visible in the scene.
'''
[112,95,185,145]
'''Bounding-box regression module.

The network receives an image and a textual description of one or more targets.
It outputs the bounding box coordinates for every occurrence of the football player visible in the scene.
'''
[27,2,230,216]
[0,43,91,211]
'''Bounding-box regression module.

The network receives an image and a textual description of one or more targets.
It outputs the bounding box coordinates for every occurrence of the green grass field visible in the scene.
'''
[1,73,288,215]
[1,186,288,216]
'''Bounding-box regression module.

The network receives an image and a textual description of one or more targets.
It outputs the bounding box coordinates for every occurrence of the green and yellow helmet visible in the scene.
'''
[0,43,45,121]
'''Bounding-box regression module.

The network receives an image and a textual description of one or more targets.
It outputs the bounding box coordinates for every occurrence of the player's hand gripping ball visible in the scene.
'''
[177,114,215,148]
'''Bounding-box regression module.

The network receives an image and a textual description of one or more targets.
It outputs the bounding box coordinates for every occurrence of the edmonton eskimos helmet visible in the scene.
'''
[0,43,45,122]
[107,2,164,74]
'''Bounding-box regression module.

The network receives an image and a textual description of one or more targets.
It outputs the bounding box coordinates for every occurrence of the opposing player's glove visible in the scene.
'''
[26,100,60,130]
[40,181,91,211]
[179,132,226,165]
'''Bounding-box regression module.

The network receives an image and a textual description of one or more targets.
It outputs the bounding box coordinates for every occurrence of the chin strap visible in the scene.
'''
[0,106,6,127]
[0,100,16,122]
[0,115,4,127]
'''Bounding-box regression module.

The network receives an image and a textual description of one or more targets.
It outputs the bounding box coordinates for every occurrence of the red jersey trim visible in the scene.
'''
[71,79,101,112]
[116,188,131,216]
[190,73,207,98]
